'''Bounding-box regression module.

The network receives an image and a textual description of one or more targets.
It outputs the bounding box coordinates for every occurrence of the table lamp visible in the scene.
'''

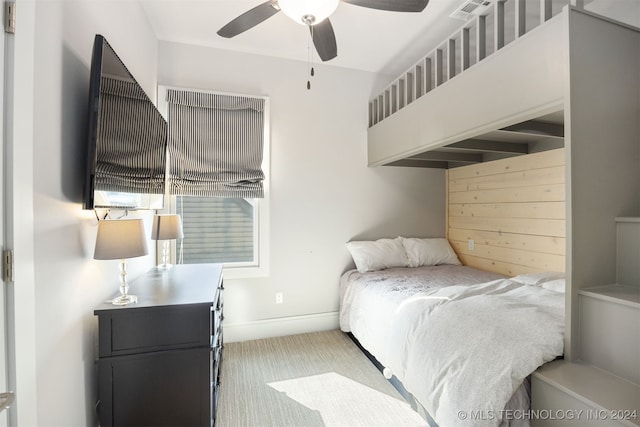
[151,214,183,270]
[94,218,149,305]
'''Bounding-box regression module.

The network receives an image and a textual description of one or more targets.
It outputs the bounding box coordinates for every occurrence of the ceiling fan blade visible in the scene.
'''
[340,0,428,13]
[310,19,337,62]
[217,1,281,38]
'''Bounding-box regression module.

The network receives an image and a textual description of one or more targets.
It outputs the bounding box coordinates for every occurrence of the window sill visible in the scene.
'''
[221,263,269,279]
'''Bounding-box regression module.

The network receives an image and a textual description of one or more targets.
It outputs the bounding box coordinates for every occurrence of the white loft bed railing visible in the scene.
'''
[368,0,574,128]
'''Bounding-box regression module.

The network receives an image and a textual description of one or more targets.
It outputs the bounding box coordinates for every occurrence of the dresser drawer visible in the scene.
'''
[98,304,211,357]
[98,346,211,427]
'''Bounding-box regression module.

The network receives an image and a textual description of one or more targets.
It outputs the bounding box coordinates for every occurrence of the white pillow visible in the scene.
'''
[511,271,565,286]
[540,279,565,293]
[346,237,409,273]
[400,237,461,267]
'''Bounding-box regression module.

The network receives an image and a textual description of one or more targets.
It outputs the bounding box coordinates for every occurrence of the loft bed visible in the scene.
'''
[359,1,640,425]
[366,1,640,358]
[367,0,571,168]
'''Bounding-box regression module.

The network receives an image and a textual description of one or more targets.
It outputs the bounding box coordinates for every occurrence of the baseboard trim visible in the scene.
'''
[223,311,339,343]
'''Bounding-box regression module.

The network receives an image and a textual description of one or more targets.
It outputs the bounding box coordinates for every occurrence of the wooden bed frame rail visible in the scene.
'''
[345,332,438,427]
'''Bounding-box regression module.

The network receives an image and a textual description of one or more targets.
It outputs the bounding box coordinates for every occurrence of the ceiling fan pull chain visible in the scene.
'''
[307,26,314,90]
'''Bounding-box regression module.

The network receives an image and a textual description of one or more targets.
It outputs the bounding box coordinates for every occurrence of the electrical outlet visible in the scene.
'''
[275,292,283,304]
[468,239,475,251]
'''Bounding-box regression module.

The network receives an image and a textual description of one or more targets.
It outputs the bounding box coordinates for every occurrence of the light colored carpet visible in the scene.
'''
[216,329,427,427]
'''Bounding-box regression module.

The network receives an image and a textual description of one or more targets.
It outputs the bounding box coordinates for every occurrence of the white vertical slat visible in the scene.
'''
[477,15,487,62]
[435,49,444,86]
[571,0,584,9]
[372,98,378,125]
[399,78,406,109]
[384,89,390,118]
[415,64,424,99]
[377,94,384,121]
[461,27,470,70]
[515,0,526,38]
[406,71,414,104]
[391,84,398,114]
[448,39,456,79]
[495,0,505,50]
[425,57,433,93]
[541,0,552,22]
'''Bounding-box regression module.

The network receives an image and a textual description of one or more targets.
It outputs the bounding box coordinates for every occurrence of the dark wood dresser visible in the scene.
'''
[94,263,224,427]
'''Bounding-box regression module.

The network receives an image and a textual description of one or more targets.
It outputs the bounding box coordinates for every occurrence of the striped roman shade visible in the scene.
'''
[94,77,167,194]
[166,89,265,198]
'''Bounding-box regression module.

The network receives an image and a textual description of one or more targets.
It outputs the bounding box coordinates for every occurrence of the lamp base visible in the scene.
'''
[111,294,138,306]
[156,263,173,271]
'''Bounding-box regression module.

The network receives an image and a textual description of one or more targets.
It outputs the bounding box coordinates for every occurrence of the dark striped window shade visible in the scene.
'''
[178,196,255,264]
[166,89,265,198]
[95,77,167,194]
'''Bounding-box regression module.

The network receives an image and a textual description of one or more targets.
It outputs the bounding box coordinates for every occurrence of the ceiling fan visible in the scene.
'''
[217,0,430,62]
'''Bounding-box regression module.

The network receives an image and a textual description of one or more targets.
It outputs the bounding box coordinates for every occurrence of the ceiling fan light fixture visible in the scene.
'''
[278,0,339,26]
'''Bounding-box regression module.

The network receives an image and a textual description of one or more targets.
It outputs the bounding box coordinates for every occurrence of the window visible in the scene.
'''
[158,86,270,278]
[178,197,255,264]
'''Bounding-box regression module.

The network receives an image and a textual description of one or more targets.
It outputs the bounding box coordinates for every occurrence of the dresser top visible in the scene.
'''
[94,263,223,314]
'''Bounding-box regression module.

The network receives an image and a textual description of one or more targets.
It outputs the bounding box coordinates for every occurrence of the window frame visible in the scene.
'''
[157,85,270,279]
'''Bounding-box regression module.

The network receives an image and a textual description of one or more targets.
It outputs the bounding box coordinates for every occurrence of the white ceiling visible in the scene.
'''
[140,0,471,76]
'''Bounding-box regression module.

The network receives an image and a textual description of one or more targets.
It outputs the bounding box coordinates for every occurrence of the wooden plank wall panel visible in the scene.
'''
[447,148,565,276]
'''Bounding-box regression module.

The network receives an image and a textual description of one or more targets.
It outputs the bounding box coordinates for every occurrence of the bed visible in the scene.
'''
[340,237,565,427]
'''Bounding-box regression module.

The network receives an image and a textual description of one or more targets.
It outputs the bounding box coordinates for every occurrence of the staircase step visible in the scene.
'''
[579,285,640,384]
[580,284,640,308]
[616,217,640,286]
[532,360,640,426]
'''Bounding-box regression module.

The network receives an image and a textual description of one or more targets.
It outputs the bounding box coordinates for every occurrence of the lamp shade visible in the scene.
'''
[151,214,184,240]
[94,219,149,260]
[278,0,339,25]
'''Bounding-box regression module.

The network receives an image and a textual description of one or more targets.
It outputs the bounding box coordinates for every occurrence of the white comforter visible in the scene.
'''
[340,266,565,427]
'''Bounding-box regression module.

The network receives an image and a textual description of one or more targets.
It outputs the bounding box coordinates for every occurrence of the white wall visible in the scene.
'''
[158,42,446,340]
[31,1,159,425]
[586,0,640,28]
